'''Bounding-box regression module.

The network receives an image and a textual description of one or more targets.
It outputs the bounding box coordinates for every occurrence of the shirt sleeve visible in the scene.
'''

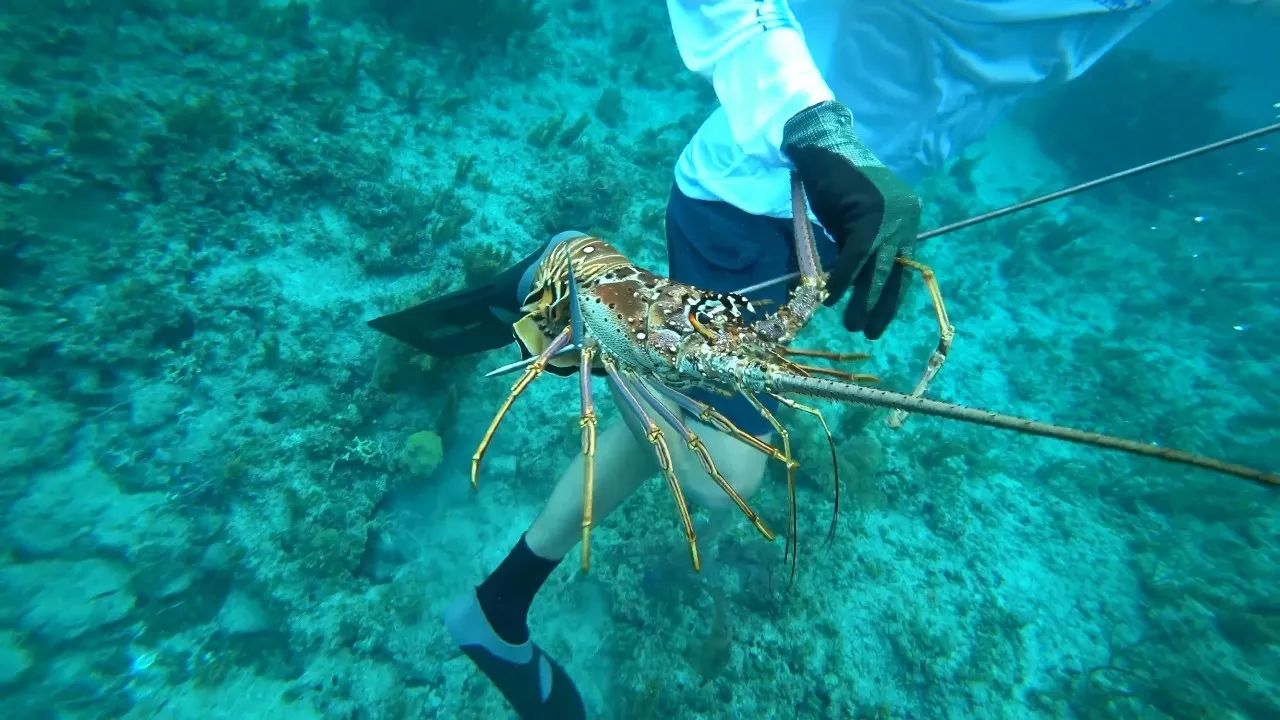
[667,0,834,168]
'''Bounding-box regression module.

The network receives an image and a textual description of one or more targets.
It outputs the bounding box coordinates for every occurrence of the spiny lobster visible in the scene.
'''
[471,172,1278,579]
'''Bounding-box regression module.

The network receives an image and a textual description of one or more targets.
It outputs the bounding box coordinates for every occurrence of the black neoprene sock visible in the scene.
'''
[475,533,561,645]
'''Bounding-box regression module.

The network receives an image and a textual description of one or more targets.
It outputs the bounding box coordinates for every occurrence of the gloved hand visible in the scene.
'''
[781,99,922,340]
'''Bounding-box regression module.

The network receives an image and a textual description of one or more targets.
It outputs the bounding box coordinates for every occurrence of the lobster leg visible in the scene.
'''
[471,327,574,489]
[771,394,841,544]
[578,343,598,571]
[784,362,880,384]
[741,390,800,587]
[768,349,880,384]
[602,356,702,572]
[782,348,872,362]
[649,383,796,470]
[888,256,955,429]
[628,375,777,542]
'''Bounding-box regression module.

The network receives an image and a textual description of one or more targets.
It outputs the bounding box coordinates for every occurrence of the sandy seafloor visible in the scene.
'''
[1,1,1278,719]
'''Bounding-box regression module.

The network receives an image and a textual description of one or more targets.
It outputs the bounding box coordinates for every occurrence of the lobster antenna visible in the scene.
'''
[734,121,1280,296]
[767,372,1279,489]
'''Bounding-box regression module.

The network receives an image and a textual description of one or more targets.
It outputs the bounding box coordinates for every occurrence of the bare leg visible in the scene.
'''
[672,411,770,519]
[525,406,653,560]
[526,379,772,564]
[446,379,772,720]
[442,384,655,720]
[642,409,772,582]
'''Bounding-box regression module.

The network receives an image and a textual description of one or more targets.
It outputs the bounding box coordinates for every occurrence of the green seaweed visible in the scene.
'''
[163,93,237,149]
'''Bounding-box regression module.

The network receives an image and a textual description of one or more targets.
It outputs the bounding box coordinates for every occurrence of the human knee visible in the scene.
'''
[678,425,769,511]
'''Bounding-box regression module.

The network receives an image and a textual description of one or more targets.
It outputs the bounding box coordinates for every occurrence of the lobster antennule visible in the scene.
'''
[766,371,1280,488]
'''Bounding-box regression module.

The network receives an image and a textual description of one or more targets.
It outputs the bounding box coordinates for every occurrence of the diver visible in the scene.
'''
[369,1,1176,717]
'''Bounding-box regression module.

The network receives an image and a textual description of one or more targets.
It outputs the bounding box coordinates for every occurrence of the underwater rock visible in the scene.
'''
[0,558,134,643]
[128,381,186,432]
[3,465,145,558]
[200,541,235,573]
[0,630,32,685]
[357,526,408,585]
[0,385,78,476]
[7,453,197,563]
[130,542,197,600]
[217,585,281,636]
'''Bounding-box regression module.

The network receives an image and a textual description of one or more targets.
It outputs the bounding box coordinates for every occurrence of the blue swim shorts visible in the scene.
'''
[664,182,837,436]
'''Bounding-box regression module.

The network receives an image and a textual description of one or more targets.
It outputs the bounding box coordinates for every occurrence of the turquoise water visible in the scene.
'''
[1,1,1277,718]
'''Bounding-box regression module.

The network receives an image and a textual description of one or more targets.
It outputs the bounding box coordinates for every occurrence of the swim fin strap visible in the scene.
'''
[366,244,545,358]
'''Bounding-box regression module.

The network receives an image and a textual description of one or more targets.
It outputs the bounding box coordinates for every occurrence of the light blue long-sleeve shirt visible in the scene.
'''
[667,0,1173,218]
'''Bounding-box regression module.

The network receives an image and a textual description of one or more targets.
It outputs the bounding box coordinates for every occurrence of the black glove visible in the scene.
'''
[781,99,922,339]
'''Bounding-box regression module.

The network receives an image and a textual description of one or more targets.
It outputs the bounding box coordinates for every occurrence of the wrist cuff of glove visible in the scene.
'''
[782,99,885,170]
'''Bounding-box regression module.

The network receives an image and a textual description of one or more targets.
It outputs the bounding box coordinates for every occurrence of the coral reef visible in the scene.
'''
[401,430,444,476]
